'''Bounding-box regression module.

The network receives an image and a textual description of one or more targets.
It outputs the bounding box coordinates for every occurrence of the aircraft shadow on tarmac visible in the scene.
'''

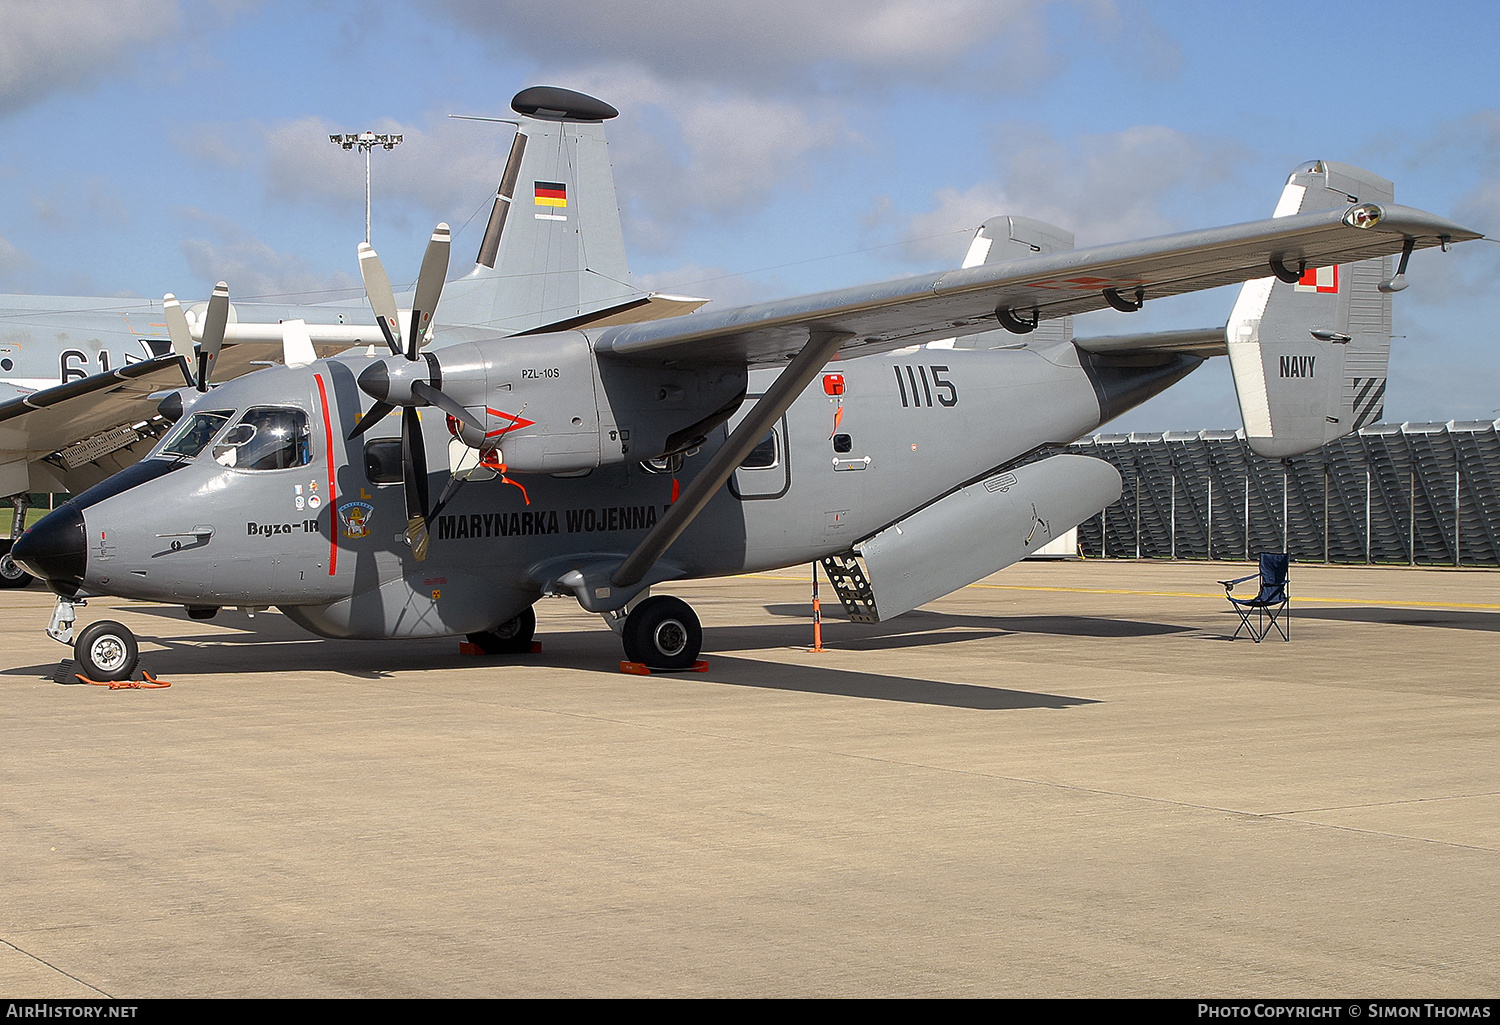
[762,603,1192,645]
[4,603,1098,710]
[1291,605,1500,632]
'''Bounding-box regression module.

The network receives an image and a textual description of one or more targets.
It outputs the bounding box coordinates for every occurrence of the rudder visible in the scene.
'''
[1227,160,1395,457]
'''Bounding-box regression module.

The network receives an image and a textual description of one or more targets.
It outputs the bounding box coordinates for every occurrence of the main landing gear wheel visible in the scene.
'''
[621,595,702,670]
[75,620,139,682]
[0,541,32,588]
[465,606,537,655]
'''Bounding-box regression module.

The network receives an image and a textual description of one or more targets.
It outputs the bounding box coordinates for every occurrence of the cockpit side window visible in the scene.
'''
[157,410,235,460]
[219,406,313,470]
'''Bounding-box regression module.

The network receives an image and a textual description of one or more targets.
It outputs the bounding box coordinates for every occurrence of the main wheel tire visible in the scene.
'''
[0,540,32,588]
[621,595,701,670]
[465,605,537,655]
[74,620,139,682]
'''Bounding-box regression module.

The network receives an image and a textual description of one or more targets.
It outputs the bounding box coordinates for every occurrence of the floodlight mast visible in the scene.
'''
[328,131,402,244]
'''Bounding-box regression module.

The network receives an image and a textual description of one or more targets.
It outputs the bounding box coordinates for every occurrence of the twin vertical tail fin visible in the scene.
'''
[1227,160,1396,457]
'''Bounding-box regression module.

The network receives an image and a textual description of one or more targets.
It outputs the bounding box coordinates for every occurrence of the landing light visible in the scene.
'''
[1343,203,1383,229]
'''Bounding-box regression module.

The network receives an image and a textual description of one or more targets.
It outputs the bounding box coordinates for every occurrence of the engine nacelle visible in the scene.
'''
[419,332,747,474]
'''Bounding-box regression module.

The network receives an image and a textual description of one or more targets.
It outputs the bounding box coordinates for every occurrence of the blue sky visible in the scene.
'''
[2,0,1497,431]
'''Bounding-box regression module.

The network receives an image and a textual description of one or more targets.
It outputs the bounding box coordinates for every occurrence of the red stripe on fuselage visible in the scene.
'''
[315,373,337,576]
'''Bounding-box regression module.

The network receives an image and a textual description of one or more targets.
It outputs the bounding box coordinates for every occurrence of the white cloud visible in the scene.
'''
[177,208,358,302]
[27,178,130,231]
[0,0,181,117]
[432,0,1062,89]
[893,123,1243,263]
[562,69,855,252]
[0,231,30,279]
[174,112,516,245]
[631,261,791,309]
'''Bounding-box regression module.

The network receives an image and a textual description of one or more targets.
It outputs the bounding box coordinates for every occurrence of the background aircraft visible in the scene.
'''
[11,88,1478,681]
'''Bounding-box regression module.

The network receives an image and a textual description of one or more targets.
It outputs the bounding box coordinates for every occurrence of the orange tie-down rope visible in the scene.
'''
[75,671,172,689]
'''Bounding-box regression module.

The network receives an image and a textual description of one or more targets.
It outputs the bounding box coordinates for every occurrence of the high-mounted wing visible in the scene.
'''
[0,353,191,494]
[593,203,1477,366]
[598,201,1479,591]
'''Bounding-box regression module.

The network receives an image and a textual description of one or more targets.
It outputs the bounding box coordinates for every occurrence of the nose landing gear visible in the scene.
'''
[74,620,140,682]
[46,599,141,682]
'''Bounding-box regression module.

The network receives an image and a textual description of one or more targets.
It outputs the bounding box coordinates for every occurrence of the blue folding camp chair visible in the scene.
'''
[1219,553,1290,642]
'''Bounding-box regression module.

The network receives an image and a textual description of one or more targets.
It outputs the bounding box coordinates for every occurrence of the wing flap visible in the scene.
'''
[593,204,1477,366]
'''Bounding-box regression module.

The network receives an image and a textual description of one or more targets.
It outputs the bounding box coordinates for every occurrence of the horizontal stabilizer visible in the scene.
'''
[1075,326,1227,357]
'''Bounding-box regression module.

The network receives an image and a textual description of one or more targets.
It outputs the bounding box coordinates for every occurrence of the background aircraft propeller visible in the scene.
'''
[163,282,230,392]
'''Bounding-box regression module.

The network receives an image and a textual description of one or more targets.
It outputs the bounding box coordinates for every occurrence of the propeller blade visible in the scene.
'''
[347,400,397,440]
[357,242,403,356]
[402,406,431,558]
[410,379,482,432]
[197,281,230,391]
[407,223,450,359]
[163,294,192,354]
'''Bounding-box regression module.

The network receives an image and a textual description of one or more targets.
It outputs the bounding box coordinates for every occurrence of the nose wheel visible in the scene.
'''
[74,620,140,682]
[621,595,702,670]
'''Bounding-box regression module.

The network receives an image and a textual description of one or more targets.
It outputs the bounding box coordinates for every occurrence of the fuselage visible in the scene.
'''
[15,338,1198,639]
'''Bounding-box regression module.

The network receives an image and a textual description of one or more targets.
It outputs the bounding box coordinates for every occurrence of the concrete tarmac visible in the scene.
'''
[2,559,1498,998]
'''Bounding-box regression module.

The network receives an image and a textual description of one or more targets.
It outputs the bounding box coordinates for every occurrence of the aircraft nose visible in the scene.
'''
[12,505,86,596]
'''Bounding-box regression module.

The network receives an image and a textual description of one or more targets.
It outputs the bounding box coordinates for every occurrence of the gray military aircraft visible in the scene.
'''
[0,86,702,587]
[11,87,1481,680]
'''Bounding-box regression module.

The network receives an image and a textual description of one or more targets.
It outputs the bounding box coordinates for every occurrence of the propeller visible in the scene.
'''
[163,282,230,392]
[346,223,479,559]
[196,282,230,392]
[357,242,403,356]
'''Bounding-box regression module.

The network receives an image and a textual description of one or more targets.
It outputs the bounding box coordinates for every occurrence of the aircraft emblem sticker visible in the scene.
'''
[1295,264,1339,293]
[338,501,374,539]
[533,181,567,208]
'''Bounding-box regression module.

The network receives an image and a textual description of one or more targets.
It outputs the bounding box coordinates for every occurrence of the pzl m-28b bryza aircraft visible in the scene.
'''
[12,87,1481,680]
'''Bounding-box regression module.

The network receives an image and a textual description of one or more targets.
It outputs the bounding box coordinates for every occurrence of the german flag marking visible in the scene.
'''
[534,181,567,208]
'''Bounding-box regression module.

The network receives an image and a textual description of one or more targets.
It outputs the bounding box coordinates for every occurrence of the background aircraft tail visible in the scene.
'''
[1227,160,1396,458]
[437,87,652,335]
[932,216,1075,350]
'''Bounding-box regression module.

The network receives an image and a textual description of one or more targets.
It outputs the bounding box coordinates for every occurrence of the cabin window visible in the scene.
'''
[217,406,312,470]
[365,438,403,485]
[158,410,235,460]
[741,430,779,470]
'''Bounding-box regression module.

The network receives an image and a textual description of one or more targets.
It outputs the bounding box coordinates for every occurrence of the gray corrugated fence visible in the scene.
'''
[1069,421,1500,565]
